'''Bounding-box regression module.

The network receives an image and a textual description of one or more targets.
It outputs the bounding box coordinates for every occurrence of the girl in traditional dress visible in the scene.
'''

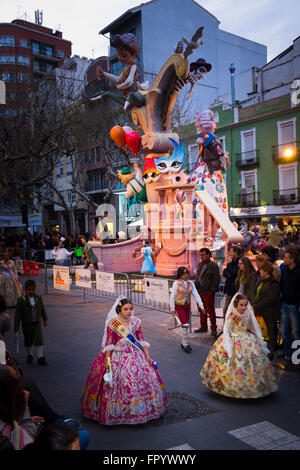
[135,240,157,276]
[0,249,22,307]
[170,267,204,353]
[80,296,167,425]
[200,293,278,399]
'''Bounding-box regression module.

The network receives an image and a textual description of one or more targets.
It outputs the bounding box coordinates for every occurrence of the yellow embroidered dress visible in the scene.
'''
[200,310,278,399]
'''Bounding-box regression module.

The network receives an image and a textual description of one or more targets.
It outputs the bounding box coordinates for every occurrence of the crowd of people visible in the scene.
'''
[0,223,300,450]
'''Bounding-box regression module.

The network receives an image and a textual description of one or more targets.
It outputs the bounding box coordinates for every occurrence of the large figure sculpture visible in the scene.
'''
[190,110,230,216]
[88,27,243,276]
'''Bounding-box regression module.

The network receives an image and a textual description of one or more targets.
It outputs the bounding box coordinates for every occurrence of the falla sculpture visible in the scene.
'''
[89,27,243,276]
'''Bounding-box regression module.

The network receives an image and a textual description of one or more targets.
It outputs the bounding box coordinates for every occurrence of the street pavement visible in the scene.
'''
[4,286,300,451]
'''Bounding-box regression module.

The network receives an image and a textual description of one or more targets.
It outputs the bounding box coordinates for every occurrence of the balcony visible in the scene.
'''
[235,150,260,169]
[273,188,300,205]
[236,191,260,207]
[272,141,300,164]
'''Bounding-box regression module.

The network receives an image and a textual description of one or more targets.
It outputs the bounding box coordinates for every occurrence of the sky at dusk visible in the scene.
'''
[1,0,299,63]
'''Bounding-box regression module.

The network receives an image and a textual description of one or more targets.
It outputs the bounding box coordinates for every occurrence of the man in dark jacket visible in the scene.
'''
[222,246,241,318]
[279,249,300,365]
[195,248,220,336]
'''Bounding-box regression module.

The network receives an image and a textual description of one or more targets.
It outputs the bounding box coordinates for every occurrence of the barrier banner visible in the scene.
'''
[31,262,40,276]
[53,266,70,291]
[75,269,91,289]
[96,271,115,294]
[145,278,170,302]
[16,260,24,274]
[23,261,31,275]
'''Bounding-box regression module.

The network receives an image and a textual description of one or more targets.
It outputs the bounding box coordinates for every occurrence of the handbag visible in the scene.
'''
[255,314,270,341]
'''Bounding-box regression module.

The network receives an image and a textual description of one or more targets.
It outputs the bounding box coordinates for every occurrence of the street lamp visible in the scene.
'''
[283,147,294,158]
[229,63,236,105]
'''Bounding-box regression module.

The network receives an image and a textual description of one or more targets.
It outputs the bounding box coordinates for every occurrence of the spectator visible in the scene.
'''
[51,242,73,266]
[0,295,10,340]
[194,248,220,336]
[14,280,48,366]
[235,256,257,305]
[254,260,280,359]
[279,250,300,365]
[222,245,241,318]
[255,253,265,287]
[261,246,281,282]
[24,423,80,450]
[0,367,34,450]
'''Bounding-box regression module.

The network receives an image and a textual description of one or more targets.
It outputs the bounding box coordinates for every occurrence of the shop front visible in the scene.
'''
[230,204,300,232]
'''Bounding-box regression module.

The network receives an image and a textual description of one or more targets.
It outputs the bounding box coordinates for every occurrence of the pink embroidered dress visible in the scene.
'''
[80,316,167,425]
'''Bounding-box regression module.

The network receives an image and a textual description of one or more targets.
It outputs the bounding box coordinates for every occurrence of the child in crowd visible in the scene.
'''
[14,280,48,366]
[170,266,204,353]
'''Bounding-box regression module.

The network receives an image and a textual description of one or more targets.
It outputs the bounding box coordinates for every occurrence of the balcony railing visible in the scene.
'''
[273,188,300,205]
[235,150,259,169]
[272,141,300,163]
[236,191,260,207]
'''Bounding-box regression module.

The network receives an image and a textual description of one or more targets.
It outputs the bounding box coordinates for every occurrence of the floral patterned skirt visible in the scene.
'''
[0,272,22,307]
[200,333,278,399]
[80,347,167,425]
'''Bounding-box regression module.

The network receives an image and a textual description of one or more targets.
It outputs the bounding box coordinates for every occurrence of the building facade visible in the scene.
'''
[0,16,72,234]
[99,0,267,116]
[184,37,300,231]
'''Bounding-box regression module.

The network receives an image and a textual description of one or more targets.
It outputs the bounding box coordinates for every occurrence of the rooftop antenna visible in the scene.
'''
[35,9,43,25]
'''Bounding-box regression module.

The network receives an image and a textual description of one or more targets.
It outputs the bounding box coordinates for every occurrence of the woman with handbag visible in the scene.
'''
[254,260,280,360]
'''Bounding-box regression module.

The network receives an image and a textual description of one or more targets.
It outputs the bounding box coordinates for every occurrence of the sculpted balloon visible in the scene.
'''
[126,131,141,155]
[123,126,133,135]
[110,126,126,148]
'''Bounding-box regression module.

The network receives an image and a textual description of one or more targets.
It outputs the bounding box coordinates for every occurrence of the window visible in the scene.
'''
[188,144,199,172]
[219,136,226,153]
[66,162,72,175]
[56,166,64,178]
[45,46,53,57]
[18,73,30,83]
[20,39,27,47]
[101,172,106,189]
[58,49,64,58]
[17,56,30,66]
[241,128,256,162]
[241,169,257,191]
[67,191,75,204]
[31,42,39,54]
[111,59,124,76]
[1,72,15,82]
[0,36,14,47]
[279,163,298,191]
[0,54,15,64]
[277,118,296,145]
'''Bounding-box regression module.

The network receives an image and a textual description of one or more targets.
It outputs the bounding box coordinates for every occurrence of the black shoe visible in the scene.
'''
[27,354,33,364]
[211,329,217,337]
[181,344,192,353]
[38,357,47,366]
[194,327,208,333]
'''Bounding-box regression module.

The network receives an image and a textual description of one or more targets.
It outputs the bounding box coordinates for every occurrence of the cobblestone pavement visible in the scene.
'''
[4,287,300,451]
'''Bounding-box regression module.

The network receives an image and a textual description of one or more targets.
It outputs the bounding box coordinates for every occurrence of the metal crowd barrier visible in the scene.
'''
[15,259,226,319]
[45,265,130,302]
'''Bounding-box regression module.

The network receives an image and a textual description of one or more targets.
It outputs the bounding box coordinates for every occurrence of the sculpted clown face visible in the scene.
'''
[143,171,161,183]
[154,139,186,174]
[190,65,208,82]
